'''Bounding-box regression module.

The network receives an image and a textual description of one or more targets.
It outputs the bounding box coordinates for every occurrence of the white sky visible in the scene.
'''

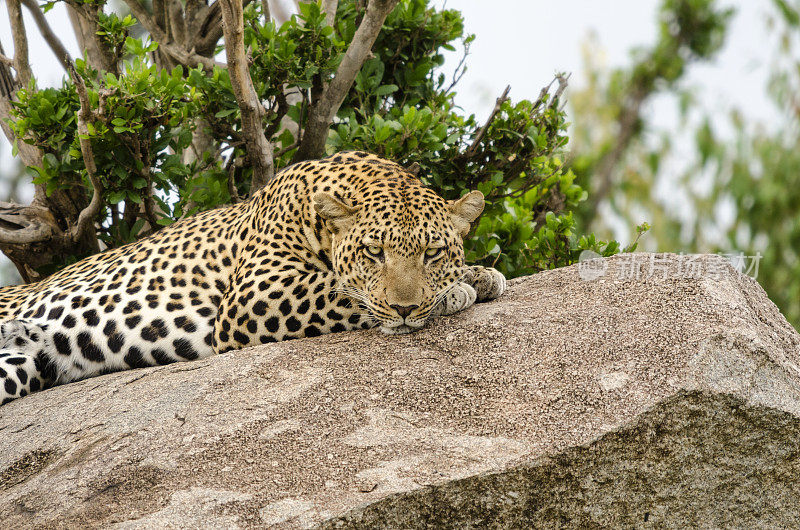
[441,0,776,128]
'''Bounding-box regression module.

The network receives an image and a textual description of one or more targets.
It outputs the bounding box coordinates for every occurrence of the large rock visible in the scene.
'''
[1,253,800,528]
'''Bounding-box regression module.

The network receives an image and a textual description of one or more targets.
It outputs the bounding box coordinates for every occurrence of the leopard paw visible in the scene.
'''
[467,266,506,302]
[432,282,477,316]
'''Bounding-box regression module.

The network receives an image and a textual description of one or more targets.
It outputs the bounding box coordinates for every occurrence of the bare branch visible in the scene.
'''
[168,0,188,47]
[0,54,13,68]
[66,62,103,243]
[219,0,275,189]
[582,86,647,222]
[194,1,224,56]
[293,0,400,162]
[0,44,46,195]
[65,2,118,74]
[226,157,241,203]
[463,85,510,158]
[193,0,254,59]
[121,0,225,70]
[6,0,33,86]
[322,0,338,27]
[274,138,300,158]
[0,202,55,244]
[445,36,470,94]
[20,0,73,71]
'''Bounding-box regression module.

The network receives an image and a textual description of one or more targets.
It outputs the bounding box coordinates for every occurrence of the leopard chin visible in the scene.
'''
[379,323,423,335]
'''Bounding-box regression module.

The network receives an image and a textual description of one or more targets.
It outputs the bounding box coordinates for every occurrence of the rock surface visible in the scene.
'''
[1,253,800,528]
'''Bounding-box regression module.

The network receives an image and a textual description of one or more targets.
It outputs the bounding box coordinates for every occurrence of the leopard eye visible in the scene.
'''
[424,247,443,261]
[364,245,383,259]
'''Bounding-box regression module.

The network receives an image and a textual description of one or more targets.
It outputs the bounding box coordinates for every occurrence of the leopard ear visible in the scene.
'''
[448,190,484,237]
[313,192,357,234]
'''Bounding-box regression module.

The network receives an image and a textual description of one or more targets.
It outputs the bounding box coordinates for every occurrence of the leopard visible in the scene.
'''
[0,151,506,405]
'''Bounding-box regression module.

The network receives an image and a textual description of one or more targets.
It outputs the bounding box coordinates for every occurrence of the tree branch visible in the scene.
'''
[6,0,33,87]
[582,86,647,223]
[292,0,400,162]
[0,202,55,244]
[65,2,119,75]
[66,62,103,243]
[121,0,225,70]
[463,85,509,158]
[20,0,73,71]
[219,0,275,189]
[194,1,224,56]
[322,0,338,27]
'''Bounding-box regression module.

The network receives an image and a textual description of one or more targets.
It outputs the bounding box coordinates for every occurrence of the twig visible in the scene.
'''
[292,0,400,162]
[462,85,510,158]
[7,0,33,87]
[274,139,299,158]
[220,0,275,190]
[129,135,160,230]
[226,156,240,203]
[20,0,73,71]
[66,62,103,243]
[445,36,470,94]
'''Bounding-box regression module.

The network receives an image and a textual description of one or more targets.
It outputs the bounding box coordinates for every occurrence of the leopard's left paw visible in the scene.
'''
[468,266,506,302]
[432,281,477,316]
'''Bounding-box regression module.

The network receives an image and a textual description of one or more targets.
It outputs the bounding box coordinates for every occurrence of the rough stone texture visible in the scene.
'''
[1,253,800,528]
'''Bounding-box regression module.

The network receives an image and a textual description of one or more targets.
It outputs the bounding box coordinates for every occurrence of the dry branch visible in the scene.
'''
[65,2,119,75]
[66,62,103,243]
[219,0,275,190]
[0,202,55,244]
[20,0,73,71]
[322,0,338,26]
[463,85,510,158]
[582,86,646,222]
[292,0,400,162]
[121,0,224,70]
[6,0,33,87]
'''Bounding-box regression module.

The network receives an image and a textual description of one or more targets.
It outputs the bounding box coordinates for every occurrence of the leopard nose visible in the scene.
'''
[390,304,419,318]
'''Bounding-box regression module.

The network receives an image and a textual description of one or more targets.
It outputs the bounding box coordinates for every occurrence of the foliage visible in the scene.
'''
[569,0,733,236]
[568,0,800,329]
[678,0,800,327]
[8,0,632,280]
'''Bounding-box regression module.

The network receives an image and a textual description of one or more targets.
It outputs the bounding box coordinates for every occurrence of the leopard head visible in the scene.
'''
[313,179,483,334]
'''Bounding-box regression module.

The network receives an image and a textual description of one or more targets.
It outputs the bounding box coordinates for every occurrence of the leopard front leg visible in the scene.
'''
[212,270,373,353]
[467,265,506,302]
[433,265,506,317]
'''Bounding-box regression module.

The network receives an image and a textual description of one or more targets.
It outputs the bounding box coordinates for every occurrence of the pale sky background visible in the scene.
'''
[0,0,782,262]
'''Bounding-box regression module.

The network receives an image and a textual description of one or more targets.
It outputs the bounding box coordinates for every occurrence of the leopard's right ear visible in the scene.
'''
[312,192,357,235]
[448,190,484,238]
